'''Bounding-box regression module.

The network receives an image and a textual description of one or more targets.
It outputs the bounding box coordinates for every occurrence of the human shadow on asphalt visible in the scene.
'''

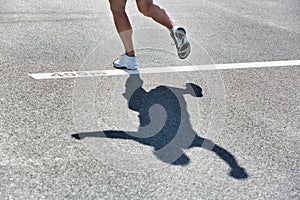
[72,73,248,179]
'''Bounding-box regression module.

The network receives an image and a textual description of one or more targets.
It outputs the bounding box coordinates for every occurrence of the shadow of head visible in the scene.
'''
[171,154,190,165]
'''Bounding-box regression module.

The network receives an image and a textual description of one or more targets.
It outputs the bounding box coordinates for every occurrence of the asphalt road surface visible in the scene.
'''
[1,0,299,199]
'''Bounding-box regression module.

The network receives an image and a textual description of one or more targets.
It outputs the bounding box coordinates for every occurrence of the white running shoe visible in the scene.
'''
[113,54,139,70]
[170,26,191,59]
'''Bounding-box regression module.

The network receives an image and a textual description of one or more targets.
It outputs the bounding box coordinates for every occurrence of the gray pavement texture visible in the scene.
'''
[0,0,300,199]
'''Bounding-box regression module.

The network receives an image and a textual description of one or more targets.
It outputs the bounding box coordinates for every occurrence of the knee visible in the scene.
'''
[138,4,152,17]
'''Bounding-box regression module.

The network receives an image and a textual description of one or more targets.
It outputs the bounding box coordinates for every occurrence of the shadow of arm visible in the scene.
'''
[72,131,137,140]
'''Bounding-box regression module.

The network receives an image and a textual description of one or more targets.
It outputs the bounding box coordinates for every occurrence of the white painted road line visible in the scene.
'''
[29,60,300,79]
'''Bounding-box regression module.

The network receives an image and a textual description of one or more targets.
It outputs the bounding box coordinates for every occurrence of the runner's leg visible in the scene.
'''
[136,0,175,30]
[136,0,190,59]
[109,0,135,56]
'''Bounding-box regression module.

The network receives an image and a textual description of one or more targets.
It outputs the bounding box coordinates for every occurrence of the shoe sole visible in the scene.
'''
[113,64,138,70]
[171,31,191,59]
[178,40,191,59]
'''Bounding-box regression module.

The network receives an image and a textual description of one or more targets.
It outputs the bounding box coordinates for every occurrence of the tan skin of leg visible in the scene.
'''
[109,0,175,57]
[136,0,175,29]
